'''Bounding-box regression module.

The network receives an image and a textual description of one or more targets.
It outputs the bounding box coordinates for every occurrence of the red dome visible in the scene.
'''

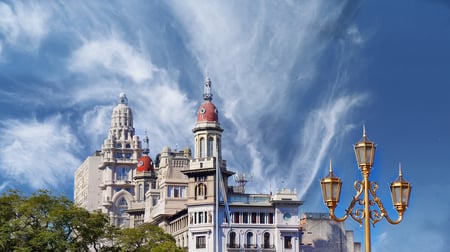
[137,155,153,172]
[197,101,219,122]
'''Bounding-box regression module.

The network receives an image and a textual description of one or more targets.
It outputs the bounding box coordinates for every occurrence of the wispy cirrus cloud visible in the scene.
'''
[167,0,364,196]
[0,116,81,190]
[0,181,8,193]
[68,37,156,84]
[0,0,365,198]
[67,34,196,154]
[0,1,50,54]
[289,94,366,197]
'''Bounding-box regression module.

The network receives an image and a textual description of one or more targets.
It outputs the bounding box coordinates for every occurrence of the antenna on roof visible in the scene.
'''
[234,172,253,193]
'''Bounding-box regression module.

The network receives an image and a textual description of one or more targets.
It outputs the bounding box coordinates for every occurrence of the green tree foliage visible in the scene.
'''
[0,190,109,251]
[117,223,184,252]
[0,190,183,252]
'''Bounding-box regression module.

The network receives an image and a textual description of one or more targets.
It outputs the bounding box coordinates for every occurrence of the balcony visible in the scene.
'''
[226,243,240,252]
[261,244,276,252]
[226,244,275,252]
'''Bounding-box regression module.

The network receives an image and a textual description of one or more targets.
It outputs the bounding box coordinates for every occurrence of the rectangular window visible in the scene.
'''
[167,186,172,197]
[251,212,257,223]
[174,187,180,198]
[243,212,249,223]
[233,212,240,223]
[284,236,292,249]
[268,213,274,224]
[199,212,204,223]
[260,213,266,224]
[196,236,206,248]
[181,187,186,198]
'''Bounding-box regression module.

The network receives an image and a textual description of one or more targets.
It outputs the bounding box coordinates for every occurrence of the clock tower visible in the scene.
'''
[182,77,234,251]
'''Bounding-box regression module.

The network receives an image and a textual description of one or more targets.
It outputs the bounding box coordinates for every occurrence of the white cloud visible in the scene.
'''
[347,25,364,45]
[131,83,197,153]
[0,1,50,53]
[287,94,366,197]
[168,1,364,196]
[0,181,8,192]
[73,76,196,158]
[68,37,155,83]
[81,104,115,150]
[0,116,81,190]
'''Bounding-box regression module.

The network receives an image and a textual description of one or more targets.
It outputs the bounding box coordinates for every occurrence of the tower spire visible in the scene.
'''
[143,130,150,155]
[203,75,213,101]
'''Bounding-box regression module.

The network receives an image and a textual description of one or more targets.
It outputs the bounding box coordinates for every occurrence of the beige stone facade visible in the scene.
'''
[299,213,361,252]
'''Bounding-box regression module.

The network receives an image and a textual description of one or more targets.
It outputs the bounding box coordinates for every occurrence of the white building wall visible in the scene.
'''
[74,154,102,212]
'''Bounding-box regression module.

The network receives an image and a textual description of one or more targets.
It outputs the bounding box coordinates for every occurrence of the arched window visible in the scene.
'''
[246,232,254,248]
[229,231,237,248]
[195,183,207,200]
[264,232,271,248]
[200,138,205,157]
[117,197,128,213]
[116,197,129,227]
[207,137,214,157]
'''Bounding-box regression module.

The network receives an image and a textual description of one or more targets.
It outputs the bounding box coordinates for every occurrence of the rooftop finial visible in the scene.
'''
[329,159,333,173]
[143,130,149,155]
[398,162,403,177]
[203,75,213,101]
[363,124,366,137]
[119,92,128,105]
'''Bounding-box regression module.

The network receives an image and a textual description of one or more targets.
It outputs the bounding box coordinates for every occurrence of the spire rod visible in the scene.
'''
[203,75,213,101]
[329,159,333,173]
[363,124,366,137]
[398,162,403,177]
[143,130,150,155]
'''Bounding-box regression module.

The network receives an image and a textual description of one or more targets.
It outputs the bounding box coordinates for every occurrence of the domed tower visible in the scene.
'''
[183,77,234,251]
[98,93,142,227]
[192,77,224,160]
[129,134,157,227]
[134,134,156,199]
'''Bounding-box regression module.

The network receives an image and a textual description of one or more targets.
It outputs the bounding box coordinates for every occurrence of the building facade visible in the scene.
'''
[74,152,102,212]
[74,77,360,252]
[299,213,361,252]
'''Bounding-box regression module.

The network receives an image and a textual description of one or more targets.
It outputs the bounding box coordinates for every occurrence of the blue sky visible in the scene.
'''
[0,0,449,251]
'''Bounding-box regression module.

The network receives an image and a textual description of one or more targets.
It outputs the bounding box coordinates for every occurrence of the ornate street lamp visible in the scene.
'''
[320,160,342,209]
[320,127,412,252]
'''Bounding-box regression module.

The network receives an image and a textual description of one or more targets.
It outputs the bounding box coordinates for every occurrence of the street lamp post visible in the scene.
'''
[320,127,411,252]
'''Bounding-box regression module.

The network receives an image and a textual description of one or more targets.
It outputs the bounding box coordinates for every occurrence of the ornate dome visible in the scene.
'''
[111,93,133,127]
[137,155,153,172]
[197,101,218,122]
